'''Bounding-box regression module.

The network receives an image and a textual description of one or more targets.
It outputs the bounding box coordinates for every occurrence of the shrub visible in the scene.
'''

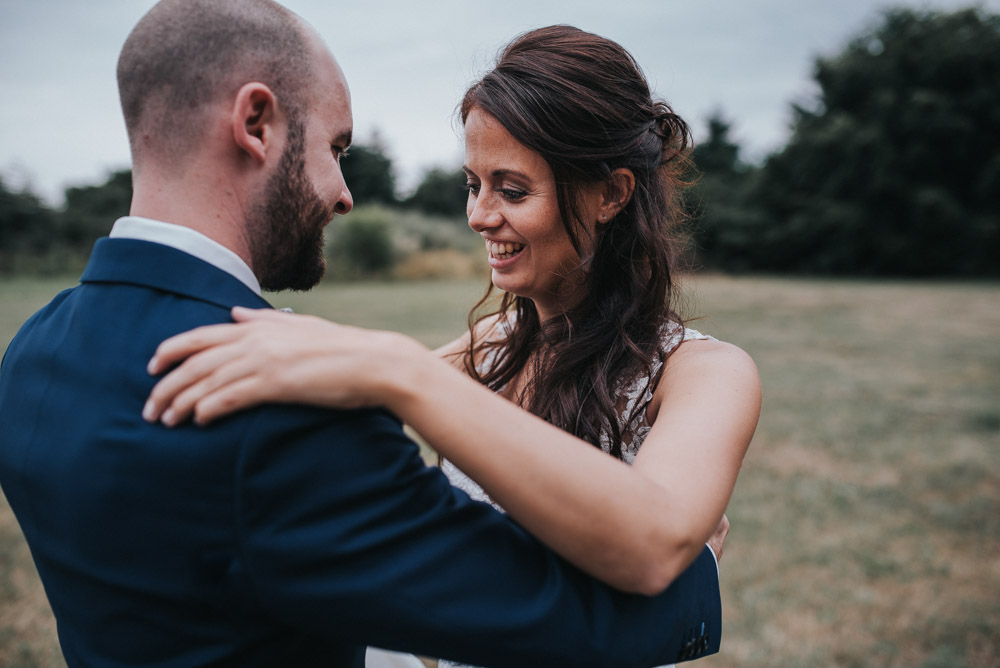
[393,249,484,280]
[326,208,396,279]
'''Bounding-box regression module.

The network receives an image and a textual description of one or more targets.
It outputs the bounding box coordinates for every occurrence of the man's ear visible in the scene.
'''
[231,82,278,165]
[598,168,636,223]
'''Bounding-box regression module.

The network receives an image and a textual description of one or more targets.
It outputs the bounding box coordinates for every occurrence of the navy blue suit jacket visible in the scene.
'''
[0,237,721,667]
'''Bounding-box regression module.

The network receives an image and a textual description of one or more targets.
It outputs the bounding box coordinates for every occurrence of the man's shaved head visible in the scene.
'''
[117,0,314,164]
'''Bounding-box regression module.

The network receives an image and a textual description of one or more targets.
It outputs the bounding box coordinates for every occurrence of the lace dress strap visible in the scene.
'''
[600,325,715,463]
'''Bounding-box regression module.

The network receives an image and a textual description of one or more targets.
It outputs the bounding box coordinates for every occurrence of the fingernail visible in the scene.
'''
[147,356,158,375]
[162,408,176,427]
[142,400,155,422]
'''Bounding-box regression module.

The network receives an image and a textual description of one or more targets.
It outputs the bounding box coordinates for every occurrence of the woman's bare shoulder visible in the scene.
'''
[659,337,761,400]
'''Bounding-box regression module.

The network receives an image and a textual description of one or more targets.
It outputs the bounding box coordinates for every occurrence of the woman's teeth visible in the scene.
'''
[488,240,524,259]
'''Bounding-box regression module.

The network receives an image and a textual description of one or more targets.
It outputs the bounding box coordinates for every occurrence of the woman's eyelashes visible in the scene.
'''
[497,187,528,202]
[463,181,529,203]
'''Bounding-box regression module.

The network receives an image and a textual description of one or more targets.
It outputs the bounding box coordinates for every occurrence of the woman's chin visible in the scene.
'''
[490,274,523,298]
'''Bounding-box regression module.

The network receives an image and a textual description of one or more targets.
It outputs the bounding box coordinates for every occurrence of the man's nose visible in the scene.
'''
[335,185,353,215]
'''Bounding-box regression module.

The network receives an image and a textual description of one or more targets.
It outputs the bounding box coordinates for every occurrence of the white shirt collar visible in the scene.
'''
[109,216,262,296]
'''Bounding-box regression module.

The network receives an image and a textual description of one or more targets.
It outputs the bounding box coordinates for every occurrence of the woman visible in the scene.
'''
[144,25,761,665]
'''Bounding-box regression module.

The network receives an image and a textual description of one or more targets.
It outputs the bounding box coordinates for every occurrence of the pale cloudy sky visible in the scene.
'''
[1,0,996,203]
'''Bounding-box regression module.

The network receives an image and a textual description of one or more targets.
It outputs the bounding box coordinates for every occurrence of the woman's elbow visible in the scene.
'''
[621,537,698,596]
[634,558,689,596]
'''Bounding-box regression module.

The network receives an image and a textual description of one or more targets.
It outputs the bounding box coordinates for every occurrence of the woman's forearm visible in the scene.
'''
[375,344,705,595]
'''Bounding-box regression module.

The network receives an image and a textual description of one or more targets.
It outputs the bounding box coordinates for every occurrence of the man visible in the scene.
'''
[0,1,722,666]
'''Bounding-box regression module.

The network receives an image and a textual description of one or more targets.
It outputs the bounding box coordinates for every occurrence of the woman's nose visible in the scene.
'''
[467,194,502,233]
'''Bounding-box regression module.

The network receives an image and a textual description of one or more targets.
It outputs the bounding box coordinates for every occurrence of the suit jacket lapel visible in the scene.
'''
[80,237,273,311]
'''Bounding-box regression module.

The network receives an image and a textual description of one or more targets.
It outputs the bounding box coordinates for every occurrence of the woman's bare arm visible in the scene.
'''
[145,307,759,594]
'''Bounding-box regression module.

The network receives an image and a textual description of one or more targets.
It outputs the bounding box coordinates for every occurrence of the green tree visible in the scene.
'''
[0,178,57,272]
[688,113,762,270]
[693,114,743,175]
[404,166,468,218]
[340,141,397,206]
[749,7,1000,276]
[60,169,133,248]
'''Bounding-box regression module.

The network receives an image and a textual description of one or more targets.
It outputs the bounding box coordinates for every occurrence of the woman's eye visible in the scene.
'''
[498,188,527,202]
[464,182,481,196]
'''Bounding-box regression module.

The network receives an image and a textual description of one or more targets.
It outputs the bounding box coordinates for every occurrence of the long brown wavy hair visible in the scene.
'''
[461,25,692,458]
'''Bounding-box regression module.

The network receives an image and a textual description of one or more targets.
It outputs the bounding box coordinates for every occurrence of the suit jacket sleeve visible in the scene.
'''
[235,405,721,667]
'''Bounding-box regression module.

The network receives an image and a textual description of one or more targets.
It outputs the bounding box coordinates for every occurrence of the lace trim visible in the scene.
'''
[602,324,714,463]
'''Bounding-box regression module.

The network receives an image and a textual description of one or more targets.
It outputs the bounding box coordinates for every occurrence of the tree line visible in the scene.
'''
[2,6,997,277]
[689,6,999,277]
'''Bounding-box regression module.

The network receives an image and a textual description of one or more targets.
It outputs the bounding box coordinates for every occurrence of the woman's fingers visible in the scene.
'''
[191,375,270,425]
[148,323,245,376]
[231,306,293,322]
[144,343,246,424]
[162,353,263,426]
[142,307,412,426]
[145,315,314,425]
[166,354,270,426]
[707,514,730,562]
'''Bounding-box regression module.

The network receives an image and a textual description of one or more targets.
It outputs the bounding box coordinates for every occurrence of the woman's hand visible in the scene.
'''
[143,306,426,426]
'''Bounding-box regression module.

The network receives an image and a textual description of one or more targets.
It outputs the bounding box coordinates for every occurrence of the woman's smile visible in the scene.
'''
[486,239,525,263]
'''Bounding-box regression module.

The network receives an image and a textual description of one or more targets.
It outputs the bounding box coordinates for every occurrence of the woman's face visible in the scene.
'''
[463,108,602,321]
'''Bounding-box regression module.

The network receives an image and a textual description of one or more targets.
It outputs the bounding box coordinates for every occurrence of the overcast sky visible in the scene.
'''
[1,0,996,203]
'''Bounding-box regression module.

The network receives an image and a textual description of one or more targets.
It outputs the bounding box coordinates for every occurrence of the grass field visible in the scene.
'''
[1,274,998,667]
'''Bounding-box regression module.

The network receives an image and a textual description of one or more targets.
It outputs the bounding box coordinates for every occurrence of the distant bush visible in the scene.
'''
[326,207,396,279]
[324,204,481,280]
[394,249,484,280]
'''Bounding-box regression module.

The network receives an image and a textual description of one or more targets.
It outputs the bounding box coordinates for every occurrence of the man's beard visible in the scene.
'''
[248,119,337,292]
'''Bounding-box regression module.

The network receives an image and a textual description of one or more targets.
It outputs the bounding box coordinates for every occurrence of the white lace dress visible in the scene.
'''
[438,324,715,668]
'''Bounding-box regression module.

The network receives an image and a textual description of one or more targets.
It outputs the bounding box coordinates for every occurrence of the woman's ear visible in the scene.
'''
[231,82,277,165]
[598,168,636,223]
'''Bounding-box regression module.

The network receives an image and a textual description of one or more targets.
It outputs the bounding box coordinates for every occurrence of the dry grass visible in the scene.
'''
[684,276,1000,668]
[1,274,998,666]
